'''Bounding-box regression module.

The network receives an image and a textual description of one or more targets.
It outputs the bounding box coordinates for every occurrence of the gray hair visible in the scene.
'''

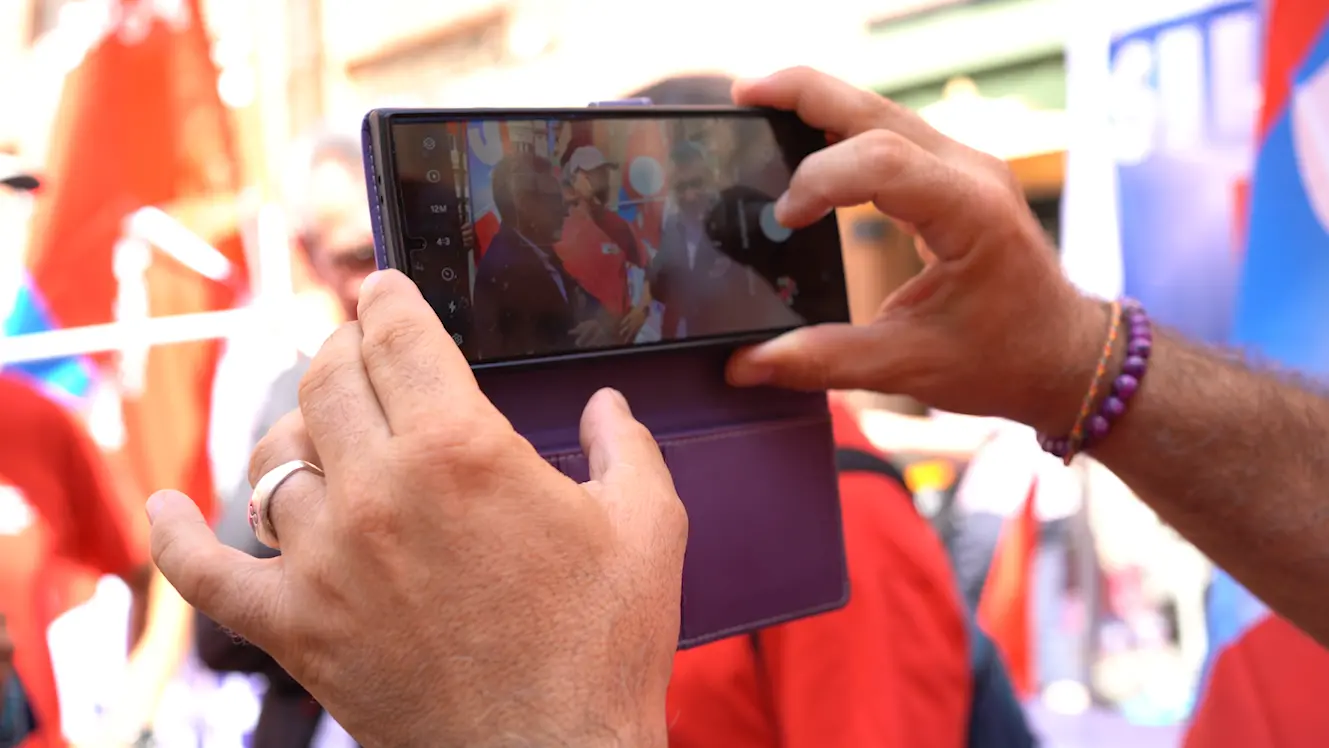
[282,127,365,243]
[625,74,736,106]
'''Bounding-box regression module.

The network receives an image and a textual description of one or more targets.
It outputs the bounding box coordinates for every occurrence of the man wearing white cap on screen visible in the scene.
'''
[557,144,654,343]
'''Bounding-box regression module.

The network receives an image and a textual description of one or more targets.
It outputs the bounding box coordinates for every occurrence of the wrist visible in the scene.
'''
[396,703,666,748]
[1024,293,1114,436]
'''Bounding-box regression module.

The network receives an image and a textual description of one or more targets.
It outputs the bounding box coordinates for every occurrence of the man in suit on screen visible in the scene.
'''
[473,152,610,361]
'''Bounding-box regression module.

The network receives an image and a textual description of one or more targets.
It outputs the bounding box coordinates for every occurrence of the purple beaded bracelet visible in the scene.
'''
[1038,299,1152,459]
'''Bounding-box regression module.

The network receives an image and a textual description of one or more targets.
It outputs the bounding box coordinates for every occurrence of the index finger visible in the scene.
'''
[355,269,484,433]
[148,490,283,652]
[733,67,943,148]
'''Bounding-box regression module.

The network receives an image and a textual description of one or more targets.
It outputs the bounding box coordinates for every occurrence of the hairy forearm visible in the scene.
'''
[1085,324,1329,644]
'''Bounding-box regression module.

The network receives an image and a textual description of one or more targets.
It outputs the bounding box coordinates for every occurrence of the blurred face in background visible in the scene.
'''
[670,152,719,221]
[300,155,375,322]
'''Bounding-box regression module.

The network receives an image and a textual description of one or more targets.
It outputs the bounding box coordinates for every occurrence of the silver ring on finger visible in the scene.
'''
[248,460,323,550]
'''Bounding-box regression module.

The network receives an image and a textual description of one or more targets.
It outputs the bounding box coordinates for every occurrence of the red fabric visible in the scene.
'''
[1184,616,1329,747]
[553,208,639,315]
[0,376,148,748]
[25,0,244,521]
[665,399,971,748]
[474,210,501,260]
[1257,0,1329,139]
[977,479,1038,698]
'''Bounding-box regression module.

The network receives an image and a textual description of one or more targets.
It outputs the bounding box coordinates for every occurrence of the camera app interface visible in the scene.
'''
[390,114,848,364]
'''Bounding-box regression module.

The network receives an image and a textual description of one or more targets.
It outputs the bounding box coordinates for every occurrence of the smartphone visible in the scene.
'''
[362,107,850,368]
[363,107,853,646]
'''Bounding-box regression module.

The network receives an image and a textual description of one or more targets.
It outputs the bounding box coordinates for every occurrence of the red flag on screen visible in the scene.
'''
[25,0,246,521]
[977,479,1038,698]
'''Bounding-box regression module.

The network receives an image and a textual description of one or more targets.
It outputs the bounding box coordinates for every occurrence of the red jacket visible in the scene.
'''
[664,399,971,748]
[0,375,147,748]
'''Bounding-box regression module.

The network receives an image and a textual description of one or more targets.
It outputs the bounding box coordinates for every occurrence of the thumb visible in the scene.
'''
[579,388,670,488]
[147,489,282,649]
[578,389,687,553]
[726,322,917,392]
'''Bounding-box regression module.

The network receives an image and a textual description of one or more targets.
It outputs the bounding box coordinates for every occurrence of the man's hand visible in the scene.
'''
[571,318,612,348]
[722,67,1329,649]
[147,270,686,748]
[618,305,649,343]
[724,67,1103,434]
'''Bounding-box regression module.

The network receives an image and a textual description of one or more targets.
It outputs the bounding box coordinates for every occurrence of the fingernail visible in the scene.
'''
[360,270,385,297]
[145,491,171,523]
[605,387,632,415]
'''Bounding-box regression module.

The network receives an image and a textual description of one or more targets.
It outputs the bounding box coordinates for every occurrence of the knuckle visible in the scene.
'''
[360,314,427,363]
[790,158,835,207]
[397,420,526,478]
[871,92,909,121]
[799,352,836,392]
[297,352,356,411]
[784,64,818,82]
[975,150,1022,194]
[340,493,400,538]
[163,539,223,610]
[619,418,658,452]
[248,427,285,488]
[454,424,527,466]
[859,129,911,180]
[970,170,1020,217]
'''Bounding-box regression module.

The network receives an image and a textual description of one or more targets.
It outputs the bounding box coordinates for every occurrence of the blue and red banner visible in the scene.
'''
[1187,1,1329,746]
[1,272,93,404]
[1107,0,1262,343]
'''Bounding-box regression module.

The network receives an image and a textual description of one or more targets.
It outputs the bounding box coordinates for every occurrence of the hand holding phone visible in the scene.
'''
[361,105,853,648]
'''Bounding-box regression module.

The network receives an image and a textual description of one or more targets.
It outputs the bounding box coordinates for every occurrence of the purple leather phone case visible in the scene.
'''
[362,118,849,649]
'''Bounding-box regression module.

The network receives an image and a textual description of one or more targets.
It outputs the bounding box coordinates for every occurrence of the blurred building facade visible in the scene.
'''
[1,0,1069,183]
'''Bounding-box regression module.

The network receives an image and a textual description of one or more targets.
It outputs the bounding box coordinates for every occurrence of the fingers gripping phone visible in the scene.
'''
[363,106,852,647]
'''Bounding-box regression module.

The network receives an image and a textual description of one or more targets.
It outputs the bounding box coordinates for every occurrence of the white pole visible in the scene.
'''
[125,206,234,282]
[1,204,258,367]
[0,308,257,366]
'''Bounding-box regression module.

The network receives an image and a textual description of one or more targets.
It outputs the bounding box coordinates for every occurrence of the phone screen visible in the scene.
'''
[385,111,848,366]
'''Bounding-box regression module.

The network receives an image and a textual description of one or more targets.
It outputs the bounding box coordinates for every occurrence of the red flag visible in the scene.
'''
[25,0,246,520]
[977,479,1038,697]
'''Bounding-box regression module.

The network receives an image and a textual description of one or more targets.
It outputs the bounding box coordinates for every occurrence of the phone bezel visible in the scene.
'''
[363,106,848,372]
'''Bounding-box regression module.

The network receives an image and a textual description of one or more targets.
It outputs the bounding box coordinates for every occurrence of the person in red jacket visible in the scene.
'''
[663,395,972,748]
[0,374,154,747]
[624,71,975,748]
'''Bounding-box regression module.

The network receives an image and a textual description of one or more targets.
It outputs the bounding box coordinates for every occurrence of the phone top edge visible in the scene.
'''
[365,105,776,121]
[466,329,792,372]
